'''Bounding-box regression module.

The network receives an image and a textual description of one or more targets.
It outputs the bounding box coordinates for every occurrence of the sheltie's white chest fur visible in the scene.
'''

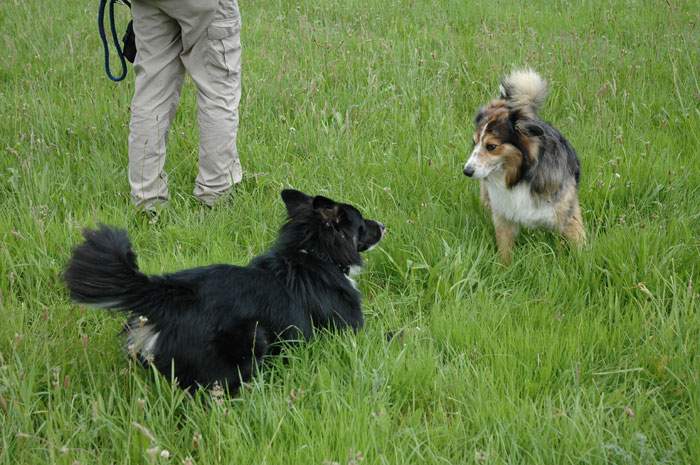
[484,177,556,229]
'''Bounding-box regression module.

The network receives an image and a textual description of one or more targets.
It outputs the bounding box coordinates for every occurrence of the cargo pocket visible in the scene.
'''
[206,19,241,79]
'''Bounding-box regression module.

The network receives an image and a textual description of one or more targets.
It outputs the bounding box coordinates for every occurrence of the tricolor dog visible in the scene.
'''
[463,69,586,263]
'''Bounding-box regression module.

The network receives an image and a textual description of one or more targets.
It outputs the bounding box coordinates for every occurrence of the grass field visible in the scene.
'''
[1,0,699,463]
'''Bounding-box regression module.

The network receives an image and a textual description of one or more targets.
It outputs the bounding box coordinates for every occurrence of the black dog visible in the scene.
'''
[64,190,384,391]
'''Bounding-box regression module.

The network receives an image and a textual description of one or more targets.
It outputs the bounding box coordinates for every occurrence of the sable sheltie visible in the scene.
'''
[64,190,384,391]
[463,69,585,263]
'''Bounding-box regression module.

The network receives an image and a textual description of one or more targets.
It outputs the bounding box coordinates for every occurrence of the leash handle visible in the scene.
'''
[98,0,130,82]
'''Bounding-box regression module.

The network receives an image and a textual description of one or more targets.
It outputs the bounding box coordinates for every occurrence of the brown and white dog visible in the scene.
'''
[463,69,585,264]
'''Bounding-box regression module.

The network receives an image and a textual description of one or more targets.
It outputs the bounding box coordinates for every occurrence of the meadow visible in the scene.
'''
[1,0,699,463]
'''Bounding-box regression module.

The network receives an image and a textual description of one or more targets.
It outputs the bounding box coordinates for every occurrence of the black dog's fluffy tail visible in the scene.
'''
[64,225,192,322]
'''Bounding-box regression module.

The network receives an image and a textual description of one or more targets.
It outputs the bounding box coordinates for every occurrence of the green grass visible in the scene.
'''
[1,0,699,463]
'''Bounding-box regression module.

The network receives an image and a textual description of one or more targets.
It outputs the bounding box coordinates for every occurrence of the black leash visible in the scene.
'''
[98,0,134,82]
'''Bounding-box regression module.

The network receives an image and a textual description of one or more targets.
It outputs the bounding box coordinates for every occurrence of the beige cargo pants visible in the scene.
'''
[128,0,242,209]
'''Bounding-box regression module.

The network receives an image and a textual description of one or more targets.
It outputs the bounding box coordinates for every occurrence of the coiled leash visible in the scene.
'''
[98,0,136,82]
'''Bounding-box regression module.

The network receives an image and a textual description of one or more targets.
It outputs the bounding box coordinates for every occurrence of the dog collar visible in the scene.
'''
[299,249,350,275]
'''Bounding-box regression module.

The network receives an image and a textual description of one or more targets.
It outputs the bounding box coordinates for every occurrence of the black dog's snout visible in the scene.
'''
[463,166,474,177]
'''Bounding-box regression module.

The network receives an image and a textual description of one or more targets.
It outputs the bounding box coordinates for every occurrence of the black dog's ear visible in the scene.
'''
[281,189,312,216]
[515,120,544,137]
[312,196,341,226]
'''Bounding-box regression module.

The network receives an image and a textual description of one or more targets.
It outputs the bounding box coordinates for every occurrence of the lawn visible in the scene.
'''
[1,0,698,464]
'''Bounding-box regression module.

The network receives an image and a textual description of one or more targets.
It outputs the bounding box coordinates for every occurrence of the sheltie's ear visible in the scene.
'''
[281,189,312,216]
[515,119,544,137]
[474,106,487,126]
[508,109,544,138]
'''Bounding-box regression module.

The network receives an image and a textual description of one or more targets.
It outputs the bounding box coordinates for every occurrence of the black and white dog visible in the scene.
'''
[64,190,384,391]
